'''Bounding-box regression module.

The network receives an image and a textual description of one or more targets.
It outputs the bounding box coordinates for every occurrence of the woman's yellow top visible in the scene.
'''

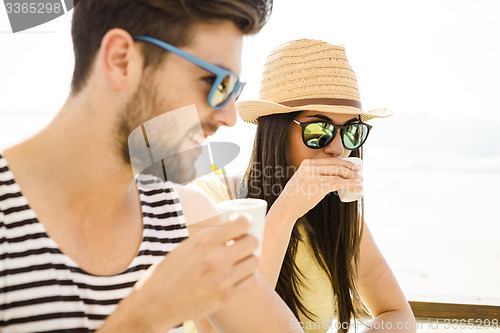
[183,173,335,333]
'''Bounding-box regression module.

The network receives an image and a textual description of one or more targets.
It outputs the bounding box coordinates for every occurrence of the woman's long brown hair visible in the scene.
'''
[244,111,366,332]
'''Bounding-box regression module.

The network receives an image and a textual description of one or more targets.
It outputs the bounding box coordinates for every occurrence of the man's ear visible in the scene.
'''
[98,28,143,92]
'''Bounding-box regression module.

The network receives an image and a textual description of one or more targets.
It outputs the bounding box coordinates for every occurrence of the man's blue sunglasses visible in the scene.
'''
[133,35,245,110]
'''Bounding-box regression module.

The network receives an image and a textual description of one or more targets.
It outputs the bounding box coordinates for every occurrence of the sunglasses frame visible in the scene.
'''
[133,35,245,110]
[293,119,372,150]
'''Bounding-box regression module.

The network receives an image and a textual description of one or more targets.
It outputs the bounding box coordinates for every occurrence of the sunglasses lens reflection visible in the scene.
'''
[211,75,238,107]
[304,123,335,148]
[302,122,369,150]
[343,124,368,149]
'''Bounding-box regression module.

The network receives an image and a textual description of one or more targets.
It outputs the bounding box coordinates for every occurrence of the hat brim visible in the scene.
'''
[237,100,393,124]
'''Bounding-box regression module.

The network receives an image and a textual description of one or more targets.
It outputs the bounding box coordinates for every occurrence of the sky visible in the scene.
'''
[1,0,500,299]
[1,1,500,126]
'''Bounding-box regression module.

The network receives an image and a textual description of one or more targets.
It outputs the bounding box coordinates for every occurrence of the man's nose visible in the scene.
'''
[212,98,238,127]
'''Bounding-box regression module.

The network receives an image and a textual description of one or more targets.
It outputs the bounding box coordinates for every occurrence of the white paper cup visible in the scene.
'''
[217,198,267,257]
[337,157,363,203]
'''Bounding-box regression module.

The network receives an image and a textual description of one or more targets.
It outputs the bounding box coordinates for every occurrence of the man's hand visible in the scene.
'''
[99,214,258,332]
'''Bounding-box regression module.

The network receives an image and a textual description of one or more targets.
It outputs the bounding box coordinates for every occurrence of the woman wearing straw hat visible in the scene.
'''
[184,39,416,333]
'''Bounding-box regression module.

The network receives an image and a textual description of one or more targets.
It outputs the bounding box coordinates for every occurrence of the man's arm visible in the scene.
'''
[176,185,304,333]
[208,272,304,332]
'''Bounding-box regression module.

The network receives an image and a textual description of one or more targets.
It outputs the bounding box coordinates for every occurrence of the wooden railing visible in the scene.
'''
[409,296,500,322]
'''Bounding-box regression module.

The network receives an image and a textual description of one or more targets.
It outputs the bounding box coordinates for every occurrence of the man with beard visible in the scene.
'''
[0,1,304,332]
[127,104,207,185]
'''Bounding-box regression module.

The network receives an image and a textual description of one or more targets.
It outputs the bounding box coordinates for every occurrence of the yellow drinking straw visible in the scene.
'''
[211,164,226,175]
[207,140,226,175]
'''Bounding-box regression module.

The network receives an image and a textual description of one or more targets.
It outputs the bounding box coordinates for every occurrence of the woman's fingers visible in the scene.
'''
[287,175,361,197]
[300,163,361,180]
[304,158,361,179]
[315,164,362,179]
[310,157,361,171]
[321,176,363,192]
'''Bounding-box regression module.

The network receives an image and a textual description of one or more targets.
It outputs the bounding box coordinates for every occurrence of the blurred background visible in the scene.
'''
[1,0,499,302]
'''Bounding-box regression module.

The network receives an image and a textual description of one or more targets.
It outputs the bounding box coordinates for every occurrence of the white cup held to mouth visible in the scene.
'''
[337,157,363,203]
[217,198,267,257]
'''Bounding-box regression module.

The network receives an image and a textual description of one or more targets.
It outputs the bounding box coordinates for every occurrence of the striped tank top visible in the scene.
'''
[0,153,188,332]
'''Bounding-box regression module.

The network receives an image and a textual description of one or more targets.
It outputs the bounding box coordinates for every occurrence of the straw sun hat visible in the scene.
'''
[237,39,392,124]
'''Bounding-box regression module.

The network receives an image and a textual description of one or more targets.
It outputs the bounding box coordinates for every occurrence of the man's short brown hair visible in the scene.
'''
[70,0,273,93]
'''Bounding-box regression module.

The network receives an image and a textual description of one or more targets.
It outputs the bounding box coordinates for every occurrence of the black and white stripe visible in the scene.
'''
[0,154,187,332]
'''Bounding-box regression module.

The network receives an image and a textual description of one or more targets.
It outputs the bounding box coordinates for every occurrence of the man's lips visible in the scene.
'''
[188,131,205,148]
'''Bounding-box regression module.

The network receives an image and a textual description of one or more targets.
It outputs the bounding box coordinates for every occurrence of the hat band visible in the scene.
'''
[278,98,362,109]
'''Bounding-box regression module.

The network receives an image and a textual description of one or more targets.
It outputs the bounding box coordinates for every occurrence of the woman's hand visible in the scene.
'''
[276,157,363,221]
[258,157,362,288]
